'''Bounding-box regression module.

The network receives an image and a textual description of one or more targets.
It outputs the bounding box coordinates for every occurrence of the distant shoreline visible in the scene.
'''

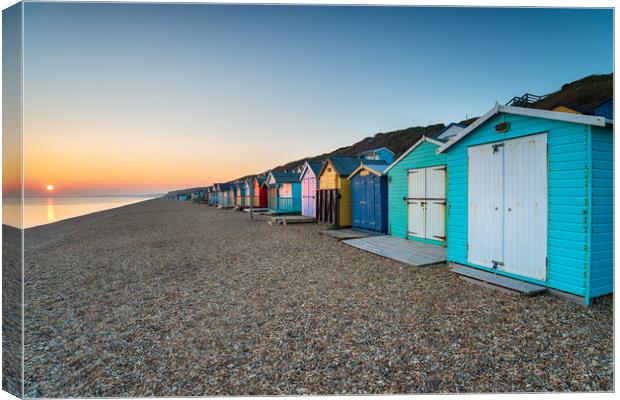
[4,194,163,199]
[4,196,156,230]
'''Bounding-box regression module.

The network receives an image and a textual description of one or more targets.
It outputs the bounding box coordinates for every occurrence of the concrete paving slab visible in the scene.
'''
[343,235,446,266]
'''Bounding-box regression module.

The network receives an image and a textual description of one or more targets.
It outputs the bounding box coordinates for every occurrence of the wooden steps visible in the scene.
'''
[451,265,547,296]
[268,215,316,226]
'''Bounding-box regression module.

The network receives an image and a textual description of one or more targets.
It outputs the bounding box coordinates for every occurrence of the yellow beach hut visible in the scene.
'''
[316,156,386,227]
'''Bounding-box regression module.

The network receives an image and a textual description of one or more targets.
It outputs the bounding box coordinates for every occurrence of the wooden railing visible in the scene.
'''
[505,93,547,107]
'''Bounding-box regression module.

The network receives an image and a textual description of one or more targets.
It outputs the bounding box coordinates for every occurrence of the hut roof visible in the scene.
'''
[306,161,324,175]
[267,171,301,184]
[301,160,325,179]
[325,156,386,177]
[553,103,595,115]
[253,175,266,185]
[348,163,389,179]
[437,103,611,153]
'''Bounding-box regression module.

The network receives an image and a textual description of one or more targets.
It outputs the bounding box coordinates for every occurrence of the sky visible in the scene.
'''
[14,3,614,195]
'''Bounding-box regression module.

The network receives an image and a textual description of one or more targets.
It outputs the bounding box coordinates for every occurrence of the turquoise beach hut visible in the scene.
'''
[384,124,465,245]
[264,171,302,215]
[437,103,613,305]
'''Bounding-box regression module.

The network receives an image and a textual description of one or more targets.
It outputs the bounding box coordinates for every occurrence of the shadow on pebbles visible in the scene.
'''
[23,200,613,396]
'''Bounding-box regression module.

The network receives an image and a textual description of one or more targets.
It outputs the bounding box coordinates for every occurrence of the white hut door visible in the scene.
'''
[503,134,547,280]
[407,169,426,238]
[468,143,505,269]
[425,166,446,241]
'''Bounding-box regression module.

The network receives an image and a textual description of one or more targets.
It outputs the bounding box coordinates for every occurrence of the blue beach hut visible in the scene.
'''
[358,147,395,165]
[437,103,613,305]
[348,163,389,233]
[218,183,232,206]
[264,171,302,214]
[210,184,221,206]
[595,98,613,120]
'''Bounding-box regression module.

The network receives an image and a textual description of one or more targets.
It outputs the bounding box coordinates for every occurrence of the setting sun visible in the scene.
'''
[46,184,55,191]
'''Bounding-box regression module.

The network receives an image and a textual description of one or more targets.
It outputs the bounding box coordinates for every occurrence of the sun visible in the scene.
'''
[46,184,55,192]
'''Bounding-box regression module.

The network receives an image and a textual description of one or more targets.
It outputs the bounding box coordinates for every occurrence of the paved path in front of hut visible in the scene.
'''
[23,200,613,396]
[343,235,446,266]
[322,228,383,240]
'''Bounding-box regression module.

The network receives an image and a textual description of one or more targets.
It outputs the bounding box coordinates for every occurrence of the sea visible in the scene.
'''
[3,196,155,229]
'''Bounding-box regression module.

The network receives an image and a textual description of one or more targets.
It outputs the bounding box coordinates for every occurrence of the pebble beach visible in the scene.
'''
[22,199,613,396]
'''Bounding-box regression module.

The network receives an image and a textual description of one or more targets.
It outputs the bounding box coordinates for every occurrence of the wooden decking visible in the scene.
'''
[242,208,268,213]
[268,215,316,226]
[451,265,547,296]
[342,235,446,266]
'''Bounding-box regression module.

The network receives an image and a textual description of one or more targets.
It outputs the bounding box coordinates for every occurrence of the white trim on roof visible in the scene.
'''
[384,136,444,174]
[437,103,610,154]
[299,162,311,181]
[347,163,385,179]
[300,161,320,181]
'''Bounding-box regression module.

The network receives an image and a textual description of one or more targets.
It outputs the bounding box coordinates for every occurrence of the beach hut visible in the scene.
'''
[177,194,189,201]
[242,179,252,207]
[209,184,220,206]
[251,176,268,208]
[594,98,613,120]
[437,103,613,305]
[264,171,302,214]
[217,183,232,206]
[229,184,239,207]
[299,160,324,218]
[233,181,248,208]
[316,157,387,227]
[383,125,465,245]
[348,163,389,232]
[358,147,395,165]
[233,183,241,207]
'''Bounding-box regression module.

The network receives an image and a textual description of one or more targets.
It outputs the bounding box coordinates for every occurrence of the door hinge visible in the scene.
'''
[492,143,504,153]
[491,260,504,269]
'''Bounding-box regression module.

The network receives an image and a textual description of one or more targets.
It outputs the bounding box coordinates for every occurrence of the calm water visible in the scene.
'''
[3,196,153,228]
